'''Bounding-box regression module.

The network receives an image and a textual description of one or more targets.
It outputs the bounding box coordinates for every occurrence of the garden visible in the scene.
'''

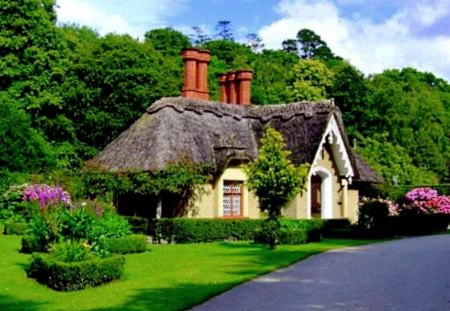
[1,178,449,310]
[0,182,380,311]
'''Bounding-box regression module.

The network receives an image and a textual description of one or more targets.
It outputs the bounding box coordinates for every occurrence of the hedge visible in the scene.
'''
[27,254,125,291]
[387,214,450,235]
[3,222,27,235]
[104,234,148,254]
[254,219,325,245]
[21,235,47,253]
[150,218,325,244]
[150,218,262,243]
[123,216,148,234]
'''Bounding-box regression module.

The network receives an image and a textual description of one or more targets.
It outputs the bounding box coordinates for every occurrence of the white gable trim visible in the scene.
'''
[310,115,354,180]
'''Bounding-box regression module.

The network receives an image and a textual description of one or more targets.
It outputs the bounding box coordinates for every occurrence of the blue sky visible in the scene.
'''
[56,0,450,81]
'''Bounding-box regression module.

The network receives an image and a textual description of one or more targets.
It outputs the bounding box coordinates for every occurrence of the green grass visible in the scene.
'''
[0,234,382,311]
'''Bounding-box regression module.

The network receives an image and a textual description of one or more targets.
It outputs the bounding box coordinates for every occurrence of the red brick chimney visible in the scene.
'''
[196,50,211,100]
[181,48,199,98]
[219,74,228,103]
[227,72,237,104]
[219,70,253,105]
[236,70,253,106]
[181,48,211,100]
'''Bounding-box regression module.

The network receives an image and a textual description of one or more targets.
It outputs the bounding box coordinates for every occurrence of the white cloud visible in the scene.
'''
[56,0,188,39]
[259,0,450,81]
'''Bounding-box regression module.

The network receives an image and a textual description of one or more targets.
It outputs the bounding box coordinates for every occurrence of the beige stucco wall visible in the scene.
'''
[194,166,261,219]
[194,147,360,221]
[347,188,359,223]
[283,189,308,219]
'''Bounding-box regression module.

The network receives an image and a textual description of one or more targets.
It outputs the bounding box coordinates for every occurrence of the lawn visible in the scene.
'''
[0,234,381,311]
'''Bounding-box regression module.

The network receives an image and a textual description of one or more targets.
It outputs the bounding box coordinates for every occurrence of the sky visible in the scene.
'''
[55,0,450,81]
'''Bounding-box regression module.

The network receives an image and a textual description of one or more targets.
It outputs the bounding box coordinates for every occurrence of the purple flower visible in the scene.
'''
[22,183,72,210]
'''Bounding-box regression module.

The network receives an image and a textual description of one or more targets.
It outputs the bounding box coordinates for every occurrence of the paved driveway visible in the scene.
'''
[193,235,450,311]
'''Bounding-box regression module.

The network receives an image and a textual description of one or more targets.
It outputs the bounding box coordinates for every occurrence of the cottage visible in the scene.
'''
[93,48,381,222]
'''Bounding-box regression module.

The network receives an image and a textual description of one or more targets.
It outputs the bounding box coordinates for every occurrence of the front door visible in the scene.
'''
[311,175,322,218]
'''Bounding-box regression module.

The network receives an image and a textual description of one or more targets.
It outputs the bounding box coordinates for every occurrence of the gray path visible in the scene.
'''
[193,235,450,311]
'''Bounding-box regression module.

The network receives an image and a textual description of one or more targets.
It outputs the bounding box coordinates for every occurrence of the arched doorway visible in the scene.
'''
[311,175,322,218]
[310,168,333,219]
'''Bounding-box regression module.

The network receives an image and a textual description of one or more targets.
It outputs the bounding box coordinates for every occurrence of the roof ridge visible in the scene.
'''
[146,97,335,122]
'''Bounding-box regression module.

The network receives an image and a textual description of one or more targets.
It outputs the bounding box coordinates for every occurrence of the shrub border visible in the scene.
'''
[27,254,125,291]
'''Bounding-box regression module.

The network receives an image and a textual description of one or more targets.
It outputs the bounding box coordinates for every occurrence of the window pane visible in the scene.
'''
[223,181,243,217]
[232,194,241,215]
[223,195,231,216]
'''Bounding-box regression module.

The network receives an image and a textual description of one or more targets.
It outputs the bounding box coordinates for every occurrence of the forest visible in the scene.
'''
[1,0,449,197]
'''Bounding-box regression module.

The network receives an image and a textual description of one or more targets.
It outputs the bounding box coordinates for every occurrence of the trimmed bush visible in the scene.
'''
[323,218,351,230]
[123,216,149,234]
[151,218,263,243]
[27,253,125,291]
[254,219,324,245]
[21,235,46,253]
[3,221,27,235]
[149,218,325,244]
[104,235,147,254]
[278,229,309,244]
[151,218,176,243]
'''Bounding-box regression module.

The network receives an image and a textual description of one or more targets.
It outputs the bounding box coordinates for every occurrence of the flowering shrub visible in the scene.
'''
[425,196,450,214]
[405,187,438,202]
[22,184,72,209]
[403,187,450,215]
[359,196,400,216]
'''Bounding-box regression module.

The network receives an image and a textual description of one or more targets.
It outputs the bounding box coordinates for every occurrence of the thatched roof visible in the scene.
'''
[93,97,380,183]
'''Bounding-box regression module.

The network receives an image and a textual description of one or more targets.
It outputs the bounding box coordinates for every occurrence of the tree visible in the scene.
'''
[144,28,191,56]
[251,50,299,105]
[282,39,298,55]
[246,33,265,52]
[246,128,309,248]
[204,39,254,68]
[0,0,78,168]
[296,29,335,61]
[190,26,211,46]
[0,98,56,172]
[364,68,450,181]
[61,30,182,153]
[356,133,439,198]
[328,60,367,137]
[288,59,334,101]
[215,20,234,41]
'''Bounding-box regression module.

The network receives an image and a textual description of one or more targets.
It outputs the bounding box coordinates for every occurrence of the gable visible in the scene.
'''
[310,115,355,181]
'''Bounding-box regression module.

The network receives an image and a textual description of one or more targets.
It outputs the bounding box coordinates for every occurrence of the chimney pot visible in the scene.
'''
[219,74,228,103]
[236,70,253,106]
[196,50,211,100]
[227,72,238,104]
[181,48,200,99]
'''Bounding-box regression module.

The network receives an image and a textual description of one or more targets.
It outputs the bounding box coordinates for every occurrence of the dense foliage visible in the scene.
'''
[150,218,324,244]
[246,128,309,219]
[246,128,309,248]
[0,0,449,200]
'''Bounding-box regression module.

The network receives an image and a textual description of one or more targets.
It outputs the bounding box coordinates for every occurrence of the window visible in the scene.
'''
[223,181,243,218]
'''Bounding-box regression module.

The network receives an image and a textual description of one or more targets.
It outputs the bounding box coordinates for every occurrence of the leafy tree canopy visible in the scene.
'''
[144,28,191,56]
[246,127,309,219]
[288,59,334,101]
